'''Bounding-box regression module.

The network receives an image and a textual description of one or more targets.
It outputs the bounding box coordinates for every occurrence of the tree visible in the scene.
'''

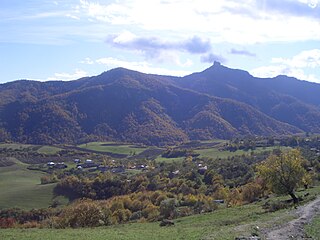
[257,149,308,203]
[160,198,177,219]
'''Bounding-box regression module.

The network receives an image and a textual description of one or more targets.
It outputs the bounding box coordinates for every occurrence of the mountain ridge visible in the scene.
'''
[1,64,318,145]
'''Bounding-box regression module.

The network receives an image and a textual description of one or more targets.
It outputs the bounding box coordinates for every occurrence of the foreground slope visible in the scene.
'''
[1,186,319,240]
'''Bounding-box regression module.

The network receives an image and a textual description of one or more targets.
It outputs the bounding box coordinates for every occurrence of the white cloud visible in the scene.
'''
[65,13,80,20]
[113,30,137,44]
[78,0,130,24]
[298,0,319,8]
[74,0,320,44]
[96,57,191,76]
[271,49,320,68]
[250,49,320,82]
[46,69,88,81]
[80,57,94,65]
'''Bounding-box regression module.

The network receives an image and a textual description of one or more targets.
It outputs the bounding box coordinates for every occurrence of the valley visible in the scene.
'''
[2,0,320,239]
[1,135,320,239]
[1,65,320,239]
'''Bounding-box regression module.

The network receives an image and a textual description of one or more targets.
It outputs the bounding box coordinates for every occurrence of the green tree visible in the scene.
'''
[257,149,308,203]
[160,198,177,219]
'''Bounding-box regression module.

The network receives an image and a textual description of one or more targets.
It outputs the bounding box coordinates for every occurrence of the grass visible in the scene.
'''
[155,156,185,163]
[37,146,62,155]
[0,143,34,150]
[139,145,291,164]
[0,162,56,210]
[199,139,227,144]
[0,175,319,239]
[305,216,320,239]
[77,142,146,156]
[0,200,295,240]
[195,146,291,159]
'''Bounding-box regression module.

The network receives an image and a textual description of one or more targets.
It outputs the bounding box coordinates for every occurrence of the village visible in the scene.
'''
[46,157,210,177]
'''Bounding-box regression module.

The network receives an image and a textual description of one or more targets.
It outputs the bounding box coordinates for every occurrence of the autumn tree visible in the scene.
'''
[257,149,308,203]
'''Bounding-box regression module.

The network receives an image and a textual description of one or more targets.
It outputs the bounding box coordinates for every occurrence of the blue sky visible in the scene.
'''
[0,0,320,83]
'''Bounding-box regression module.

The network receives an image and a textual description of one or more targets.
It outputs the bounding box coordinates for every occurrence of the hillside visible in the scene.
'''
[174,62,320,133]
[1,65,317,145]
[1,186,319,240]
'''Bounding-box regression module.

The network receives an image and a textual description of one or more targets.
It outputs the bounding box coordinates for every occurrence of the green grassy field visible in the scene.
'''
[195,146,291,159]
[0,162,56,209]
[0,200,296,240]
[0,143,34,150]
[37,146,62,155]
[305,215,320,239]
[3,186,318,240]
[155,156,185,163]
[77,142,146,155]
[2,187,319,240]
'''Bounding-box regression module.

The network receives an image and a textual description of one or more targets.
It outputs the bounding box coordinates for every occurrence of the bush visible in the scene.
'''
[41,175,58,185]
[129,211,143,221]
[263,200,289,212]
[54,200,111,228]
[160,198,178,219]
[112,209,132,224]
[0,218,16,228]
[241,182,263,203]
[19,221,40,228]
[176,206,193,217]
[141,204,160,221]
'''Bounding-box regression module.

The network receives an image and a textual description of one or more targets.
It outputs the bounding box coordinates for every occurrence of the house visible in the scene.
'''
[169,170,180,179]
[198,165,208,175]
[47,162,55,167]
[97,165,110,172]
[55,162,67,169]
[74,159,81,164]
[81,159,97,168]
[111,166,125,173]
[137,164,145,169]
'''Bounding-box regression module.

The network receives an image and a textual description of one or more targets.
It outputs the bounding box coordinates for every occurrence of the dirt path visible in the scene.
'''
[265,196,320,239]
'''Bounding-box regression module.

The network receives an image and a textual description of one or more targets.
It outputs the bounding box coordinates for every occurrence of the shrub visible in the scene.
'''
[0,218,16,228]
[112,209,132,224]
[19,221,40,228]
[54,200,110,228]
[263,200,289,212]
[141,204,160,221]
[129,211,143,221]
[160,198,178,219]
[241,182,263,203]
[41,175,58,185]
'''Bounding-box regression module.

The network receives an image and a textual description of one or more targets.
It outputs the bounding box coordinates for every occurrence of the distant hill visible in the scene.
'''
[173,62,320,133]
[2,63,319,146]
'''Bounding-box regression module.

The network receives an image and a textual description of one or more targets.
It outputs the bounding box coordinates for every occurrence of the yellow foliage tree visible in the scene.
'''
[257,149,308,203]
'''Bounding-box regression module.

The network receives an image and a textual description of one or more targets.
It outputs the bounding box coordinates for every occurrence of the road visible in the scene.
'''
[265,196,320,239]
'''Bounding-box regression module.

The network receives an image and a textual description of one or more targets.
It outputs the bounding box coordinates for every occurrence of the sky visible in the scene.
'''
[0,0,320,83]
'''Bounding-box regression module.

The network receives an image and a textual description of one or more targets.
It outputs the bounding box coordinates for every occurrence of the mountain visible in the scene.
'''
[1,64,317,146]
[173,62,320,133]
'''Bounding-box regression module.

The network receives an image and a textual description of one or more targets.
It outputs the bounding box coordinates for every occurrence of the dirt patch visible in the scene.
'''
[264,196,320,239]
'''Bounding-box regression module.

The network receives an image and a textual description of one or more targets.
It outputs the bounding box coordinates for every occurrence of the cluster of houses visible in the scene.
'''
[47,161,67,169]
[75,159,127,173]
[168,163,208,179]
[46,158,208,177]
[47,159,127,173]
[310,148,320,156]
